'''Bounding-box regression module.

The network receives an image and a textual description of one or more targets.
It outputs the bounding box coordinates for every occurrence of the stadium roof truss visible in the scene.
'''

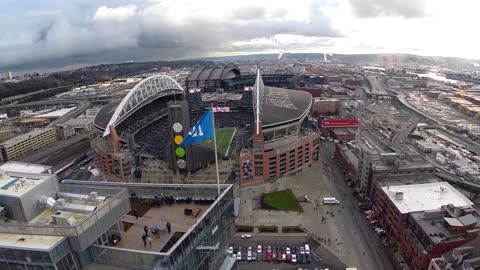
[103,75,184,137]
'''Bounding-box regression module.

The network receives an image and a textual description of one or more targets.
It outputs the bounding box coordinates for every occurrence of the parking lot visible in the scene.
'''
[231,236,346,270]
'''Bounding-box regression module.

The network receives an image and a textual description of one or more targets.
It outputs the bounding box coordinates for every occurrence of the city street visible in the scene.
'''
[237,141,395,270]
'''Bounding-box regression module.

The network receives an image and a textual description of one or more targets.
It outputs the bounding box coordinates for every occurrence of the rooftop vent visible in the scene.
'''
[395,192,404,200]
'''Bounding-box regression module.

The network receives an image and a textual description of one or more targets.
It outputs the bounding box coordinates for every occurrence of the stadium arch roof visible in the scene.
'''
[186,63,240,82]
[102,75,184,136]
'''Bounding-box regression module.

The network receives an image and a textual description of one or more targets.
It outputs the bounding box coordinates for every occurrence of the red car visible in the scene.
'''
[266,252,272,262]
[286,253,292,262]
[276,251,282,263]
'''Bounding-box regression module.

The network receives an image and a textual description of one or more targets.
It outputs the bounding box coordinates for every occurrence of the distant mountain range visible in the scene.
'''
[2,52,478,77]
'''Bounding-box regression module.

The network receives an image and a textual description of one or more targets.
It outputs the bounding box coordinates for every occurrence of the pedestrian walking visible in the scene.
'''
[142,234,147,247]
[147,236,152,248]
[133,209,138,220]
[144,225,149,236]
[166,221,171,233]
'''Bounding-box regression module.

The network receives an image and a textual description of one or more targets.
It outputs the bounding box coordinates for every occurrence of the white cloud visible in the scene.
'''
[93,5,138,22]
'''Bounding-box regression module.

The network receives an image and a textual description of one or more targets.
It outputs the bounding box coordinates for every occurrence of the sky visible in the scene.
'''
[1,0,479,72]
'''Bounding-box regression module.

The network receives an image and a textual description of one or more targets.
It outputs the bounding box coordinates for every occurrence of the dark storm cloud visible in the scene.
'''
[0,1,340,70]
[349,0,427,18]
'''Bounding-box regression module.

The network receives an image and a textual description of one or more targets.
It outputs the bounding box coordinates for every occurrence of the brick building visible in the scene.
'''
[374,182,478,270]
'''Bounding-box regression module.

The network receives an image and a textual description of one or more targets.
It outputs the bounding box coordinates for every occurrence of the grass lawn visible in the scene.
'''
[200,128,236,156]
[262,189,303,212]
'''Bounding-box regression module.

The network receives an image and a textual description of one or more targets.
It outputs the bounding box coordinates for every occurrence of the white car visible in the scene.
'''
[236,251,241,261]
[282,253,286,261]
[292,254,297,264]
[227,247,233,256]
[241,234,252,239]
[247,250,252,261]
[300,247,305,254]
[257,245,262,254]
[286,247,291,254]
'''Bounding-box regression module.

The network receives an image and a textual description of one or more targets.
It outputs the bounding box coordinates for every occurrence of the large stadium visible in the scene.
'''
[92,64,319,183]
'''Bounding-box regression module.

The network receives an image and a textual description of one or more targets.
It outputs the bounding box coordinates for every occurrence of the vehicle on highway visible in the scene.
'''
[240,234,252,238]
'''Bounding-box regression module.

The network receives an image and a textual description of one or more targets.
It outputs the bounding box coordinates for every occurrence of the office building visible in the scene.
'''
[0,162,235,270]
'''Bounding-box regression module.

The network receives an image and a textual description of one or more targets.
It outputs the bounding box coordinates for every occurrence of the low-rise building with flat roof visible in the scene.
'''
[374,182,479,270]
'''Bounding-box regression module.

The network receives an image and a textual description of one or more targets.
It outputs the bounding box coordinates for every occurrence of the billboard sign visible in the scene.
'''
[321,119,358,128]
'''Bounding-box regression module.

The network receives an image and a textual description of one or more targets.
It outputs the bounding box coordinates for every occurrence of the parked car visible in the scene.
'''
[286,247,291,255]
[292,254,297,264]
[306,253,311,263]
[228,246,233,256]
[305,244,310,254]
[300,246,305,255]
[247,250,252,261]
[277,251,282,263]
[257,245,262,254]
[266,252,272,262]
[286,253,292,262]
[236,252,241,261]
[282,253,286,262]
[301,254,307,264]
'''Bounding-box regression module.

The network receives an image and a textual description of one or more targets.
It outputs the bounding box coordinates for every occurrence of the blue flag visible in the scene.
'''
[180,109,214,147]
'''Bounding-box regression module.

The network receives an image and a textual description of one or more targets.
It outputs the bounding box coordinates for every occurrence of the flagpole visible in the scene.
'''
[211,106,221,197]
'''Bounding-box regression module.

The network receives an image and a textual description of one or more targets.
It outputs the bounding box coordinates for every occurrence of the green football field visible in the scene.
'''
[200,128,236,156]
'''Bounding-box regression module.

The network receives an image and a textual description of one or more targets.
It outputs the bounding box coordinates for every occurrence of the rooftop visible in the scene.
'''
[33,107,76,118]
[0,161,51,174]
[0,128,55,147]
[118,202,210,252]
[382,182,473,214]
[0,171,49,197]
[261,86,312,128]
[0,233,64,251]
[94,99,122,130]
